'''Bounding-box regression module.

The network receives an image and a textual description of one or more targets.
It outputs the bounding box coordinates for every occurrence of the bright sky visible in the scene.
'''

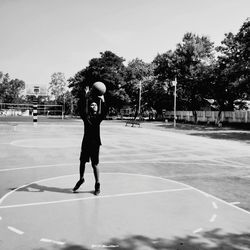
[0,0,249,87]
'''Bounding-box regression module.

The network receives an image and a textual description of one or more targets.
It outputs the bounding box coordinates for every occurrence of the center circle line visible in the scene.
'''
[1,172,250,215]
[0,187,192,209]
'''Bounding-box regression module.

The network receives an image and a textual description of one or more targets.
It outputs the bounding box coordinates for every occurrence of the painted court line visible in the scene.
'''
[0,163,75,172]
[91,244,119,248]
[209,214,217,222]
[230,202,241,205]
[40,238,65,245]
[208,159,250,169]
[0,160,228,172]
[139,172,250,216]
[0,187,192,209]
[212,201,218,209]
[218,159,248,167]
[192,188,250,216]
[8,226,24,235]
[193,228,203,234]
[1,172,250,216]
[104,160,224,166]
[0,174,76,204]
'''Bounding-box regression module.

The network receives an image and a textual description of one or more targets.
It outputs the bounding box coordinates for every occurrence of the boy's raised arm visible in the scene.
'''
[79,86,90,120]
[98,95,107,119]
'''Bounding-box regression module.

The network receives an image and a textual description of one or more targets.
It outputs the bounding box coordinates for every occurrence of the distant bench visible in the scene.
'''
[125,119,141,127]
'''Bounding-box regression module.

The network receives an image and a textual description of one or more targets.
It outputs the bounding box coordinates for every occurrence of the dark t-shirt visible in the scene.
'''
[79,97,107,146]
[82,113,103,145]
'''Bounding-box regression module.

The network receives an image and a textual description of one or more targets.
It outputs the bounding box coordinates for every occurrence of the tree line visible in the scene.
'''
[69,18,250,118]
[1,18,249,118]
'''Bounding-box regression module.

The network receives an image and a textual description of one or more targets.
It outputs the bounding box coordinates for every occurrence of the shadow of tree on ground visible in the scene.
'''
[35,228,250,250]
[189,132,250,143]
[156,123,250,143]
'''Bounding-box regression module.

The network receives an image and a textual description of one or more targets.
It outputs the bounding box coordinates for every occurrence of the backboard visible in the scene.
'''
[25,84,48,97]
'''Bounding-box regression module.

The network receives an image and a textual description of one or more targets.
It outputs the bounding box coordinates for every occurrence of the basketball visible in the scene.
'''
[92,81,106,96]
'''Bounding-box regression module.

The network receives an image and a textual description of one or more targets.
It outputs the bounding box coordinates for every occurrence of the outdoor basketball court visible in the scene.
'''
[0,119,250,250]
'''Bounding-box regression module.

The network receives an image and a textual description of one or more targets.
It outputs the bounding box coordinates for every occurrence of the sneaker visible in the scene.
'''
[94,182,100,196]
[72,179,84,192]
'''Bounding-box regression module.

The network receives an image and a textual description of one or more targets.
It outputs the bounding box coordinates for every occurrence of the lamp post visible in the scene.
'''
[138,80,142,117]
[173,78,177,127]
[63,94,66,119]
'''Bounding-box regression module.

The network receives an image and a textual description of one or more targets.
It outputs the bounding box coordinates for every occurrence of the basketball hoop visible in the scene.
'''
[25,84,48,126]
[33,86,40,98]
[25,84,47,97]
[172,79,177,87]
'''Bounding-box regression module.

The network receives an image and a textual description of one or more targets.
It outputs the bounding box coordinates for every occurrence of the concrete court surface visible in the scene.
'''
[0,120,250,250]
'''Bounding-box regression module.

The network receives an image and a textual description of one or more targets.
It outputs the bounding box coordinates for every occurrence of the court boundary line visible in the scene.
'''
[0,187,192,209]
[121,173,250,216]
[0,172,250,216]
[0,163,76,172]
[10,138,80,148]
[1,159,248,173]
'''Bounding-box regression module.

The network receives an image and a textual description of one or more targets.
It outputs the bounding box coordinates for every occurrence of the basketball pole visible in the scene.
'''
[173,78,177,128]
[33,94,38,126]
[138,80,142,118]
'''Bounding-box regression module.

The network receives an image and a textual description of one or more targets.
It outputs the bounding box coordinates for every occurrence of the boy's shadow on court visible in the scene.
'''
[10,183,94,195]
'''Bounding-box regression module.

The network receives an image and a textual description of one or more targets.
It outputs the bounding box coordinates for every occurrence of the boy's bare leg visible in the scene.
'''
[79,161,86,180]
[92,164,99,183]
[73,161,85,192]
[92,164,100,195]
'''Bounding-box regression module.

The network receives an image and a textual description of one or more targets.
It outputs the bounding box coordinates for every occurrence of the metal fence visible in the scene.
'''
[0,103,63,118]
[164,110,250,124]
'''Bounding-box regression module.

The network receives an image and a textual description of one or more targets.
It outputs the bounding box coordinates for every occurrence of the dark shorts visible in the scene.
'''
[80,143,100,165]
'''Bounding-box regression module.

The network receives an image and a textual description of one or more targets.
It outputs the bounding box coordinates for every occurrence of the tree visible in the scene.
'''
[153,33,216,122]
[153,51,177,112]
[0,71,25,103]
[124,58,154,113]
[56,90,74,115]
[69,51,128,114]
[175,33,215,113]
[236,18,250,99]
[214,18,250,111]
[154,33,215,122]
[48,72,68,102]
[48,72,69,116]
[153,50,176,83]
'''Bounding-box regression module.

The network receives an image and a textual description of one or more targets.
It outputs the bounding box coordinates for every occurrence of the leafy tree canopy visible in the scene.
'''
[214,18,250,110]
[69,51,128,112]
[153,33,215,113]
[0,71,25,103]
[48,72,68,101]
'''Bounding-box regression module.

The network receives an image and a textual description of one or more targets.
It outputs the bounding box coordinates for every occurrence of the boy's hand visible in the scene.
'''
[85,86,91,98]
[98,95,105,102]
